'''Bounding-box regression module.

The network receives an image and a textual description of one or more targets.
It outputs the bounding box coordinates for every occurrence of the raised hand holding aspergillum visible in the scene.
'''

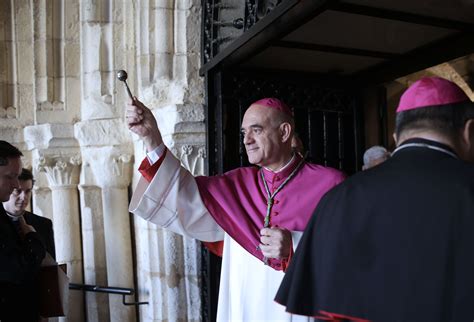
[125,98,163,151]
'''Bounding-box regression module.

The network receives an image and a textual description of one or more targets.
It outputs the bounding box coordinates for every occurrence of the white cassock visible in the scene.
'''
[130,148,313,322]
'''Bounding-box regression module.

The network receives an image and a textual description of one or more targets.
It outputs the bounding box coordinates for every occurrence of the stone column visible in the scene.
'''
[78,184,109,322]
[132,141,205,321]
[131,0,206,319]
[25,124,84,322]
[81,146,136,322]
[37,154,84,322]
[76,0,137,307]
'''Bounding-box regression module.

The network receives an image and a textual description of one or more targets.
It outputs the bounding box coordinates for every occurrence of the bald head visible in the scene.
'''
[362,145,390,170]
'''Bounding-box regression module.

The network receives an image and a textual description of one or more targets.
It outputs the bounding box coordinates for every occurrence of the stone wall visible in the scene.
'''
[0,0,205,321]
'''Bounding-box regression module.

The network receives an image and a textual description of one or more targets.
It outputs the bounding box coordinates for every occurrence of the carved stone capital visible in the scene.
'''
[171,143,206,176]
[37,154,82,187]
[81,146,134,188]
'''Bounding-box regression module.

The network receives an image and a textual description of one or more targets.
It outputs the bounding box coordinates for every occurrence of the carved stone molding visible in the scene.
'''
[152,104,206,138]
[33,0,81,124]
[136,0,174,88]
[74,119,132,147]
[0,106,16,119]
[24,123,78,150]
[0,1,18,117]
[80,0,121,121]
[37,154,82,187]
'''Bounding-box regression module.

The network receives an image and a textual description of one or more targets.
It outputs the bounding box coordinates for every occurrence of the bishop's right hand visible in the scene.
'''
[125,97,163,151]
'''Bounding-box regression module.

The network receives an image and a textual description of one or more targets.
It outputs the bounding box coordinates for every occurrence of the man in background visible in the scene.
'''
[3,168,55,258]
[362,145,390,170]
[291,133,305,157]
[0,141,46,322]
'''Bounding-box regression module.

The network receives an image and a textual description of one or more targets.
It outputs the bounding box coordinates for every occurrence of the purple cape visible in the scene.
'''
[195,154,345,270]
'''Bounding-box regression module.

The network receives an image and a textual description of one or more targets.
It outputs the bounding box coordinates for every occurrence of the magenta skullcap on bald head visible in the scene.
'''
[251,98,294,117]
[397,77,470,113]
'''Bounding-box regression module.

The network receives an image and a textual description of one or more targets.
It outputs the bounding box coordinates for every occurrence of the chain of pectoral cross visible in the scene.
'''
[259,157,305,265]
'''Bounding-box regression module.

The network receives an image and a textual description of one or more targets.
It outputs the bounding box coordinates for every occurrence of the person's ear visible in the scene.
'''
[461,119,474,160]
[392,133,398,146]
[464,119,474,140]
[279,122,292,143]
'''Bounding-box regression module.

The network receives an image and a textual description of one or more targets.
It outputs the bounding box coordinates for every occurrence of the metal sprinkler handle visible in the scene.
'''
[117,70,134,100]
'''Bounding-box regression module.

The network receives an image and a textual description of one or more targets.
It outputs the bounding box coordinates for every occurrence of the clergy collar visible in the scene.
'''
[5,210,22,221]
[263,153,295,173]
[261,153,304,182]
[393,137,459,159]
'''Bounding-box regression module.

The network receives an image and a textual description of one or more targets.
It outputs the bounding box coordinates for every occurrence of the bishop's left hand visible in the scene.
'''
[259,227,292,259]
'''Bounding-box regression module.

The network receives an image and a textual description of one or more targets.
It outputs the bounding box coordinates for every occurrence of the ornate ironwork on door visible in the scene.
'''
[208,70,362,175]
[202,0,284,64]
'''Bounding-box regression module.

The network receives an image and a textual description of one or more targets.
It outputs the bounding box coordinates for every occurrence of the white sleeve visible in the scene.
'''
[291,231,304,250]
[146,143,166,164]
[129,150,224,242]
